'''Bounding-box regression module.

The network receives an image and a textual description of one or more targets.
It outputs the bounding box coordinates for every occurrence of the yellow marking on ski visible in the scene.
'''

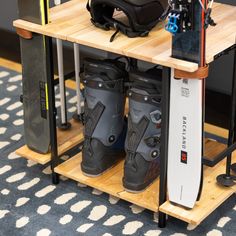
[45,83,49,111]
[40,0,46,25]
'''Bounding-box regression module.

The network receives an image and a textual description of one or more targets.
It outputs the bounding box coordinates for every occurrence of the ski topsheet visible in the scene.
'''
[18,0,51,153]
[166,0,207,208]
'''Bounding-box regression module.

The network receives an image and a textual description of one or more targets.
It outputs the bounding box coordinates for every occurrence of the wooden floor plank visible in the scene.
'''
[55,154,159,212]
[55,139,234,216]
[159,152,236,225]
[16,119,84,165]
[0,58,22,73]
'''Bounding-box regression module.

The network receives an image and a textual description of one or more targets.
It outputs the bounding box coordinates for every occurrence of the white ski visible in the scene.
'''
[167,69,203,209]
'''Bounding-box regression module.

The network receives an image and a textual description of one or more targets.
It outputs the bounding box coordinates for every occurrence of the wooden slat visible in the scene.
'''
[55,154,159,212]
[0,58,22,73]
[159,152,236,225]
[16,146,51,165]
[204,123,228,139]
[16,119,84,165]
[55,139,233,216]
[14,1,236,72]
[204,139,227,162]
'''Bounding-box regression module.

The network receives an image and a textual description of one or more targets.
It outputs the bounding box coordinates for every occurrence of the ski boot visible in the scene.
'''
[123,67,162,192]
[81,58,128,176]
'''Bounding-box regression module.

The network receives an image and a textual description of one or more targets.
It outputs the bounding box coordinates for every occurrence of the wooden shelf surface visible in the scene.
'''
[16,119,84,165]
[159,152,236,225]
[55,139,235,223]
[204,138,227,163]
[55,154,159,212]
[13,0,236,71]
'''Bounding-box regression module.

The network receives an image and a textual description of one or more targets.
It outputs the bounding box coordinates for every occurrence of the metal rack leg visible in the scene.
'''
[72,43,84,122]
[231,48,236,173]
[46,36,60,185]
[158,67,171,228]
[217,48,236,186]
[56,38,71,130]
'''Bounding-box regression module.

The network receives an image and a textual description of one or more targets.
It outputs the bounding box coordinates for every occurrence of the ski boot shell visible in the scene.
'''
[81,58,128,176]
[123,68,162,192]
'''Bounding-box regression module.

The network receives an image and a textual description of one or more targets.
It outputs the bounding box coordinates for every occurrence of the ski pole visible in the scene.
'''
[54,0,71,129]
[73,43,84,122]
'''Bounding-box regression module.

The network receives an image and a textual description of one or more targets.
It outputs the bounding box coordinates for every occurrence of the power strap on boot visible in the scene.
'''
[174,65,209,80]
[84,102,105,156]
[126,116,149,169]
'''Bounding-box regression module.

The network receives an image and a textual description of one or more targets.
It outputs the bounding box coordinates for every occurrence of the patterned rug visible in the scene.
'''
[0,66,235,236]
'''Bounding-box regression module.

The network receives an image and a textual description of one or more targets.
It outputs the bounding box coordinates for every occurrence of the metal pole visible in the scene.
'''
[56,38,66,124]
[55,0,71,130]
[231,48,236,173]
[73,43,84,122]
[158,67,171,228]
[44,1,59,184]
[217,48,236,186]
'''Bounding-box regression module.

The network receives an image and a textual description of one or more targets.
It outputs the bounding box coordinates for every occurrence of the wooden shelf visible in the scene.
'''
[16,119,84,165]
[13,0,236,72]
[159,152,236,225]
[55,154,159,212]
[204,138,227,164]
[55,139,235,223]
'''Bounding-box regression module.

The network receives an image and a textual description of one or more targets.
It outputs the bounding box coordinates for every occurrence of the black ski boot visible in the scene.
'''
[81,58,128,177]
[123,67,162,192]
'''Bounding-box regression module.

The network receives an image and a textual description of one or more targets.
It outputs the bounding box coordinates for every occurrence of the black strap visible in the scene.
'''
[128,90,161,105]
[103,16,149,42]
[144,135,160,148]
[126,116,149,156]
[84,102,105,156]
[84,102,105,137]
[82,75,124,92]
[86,0,91,12]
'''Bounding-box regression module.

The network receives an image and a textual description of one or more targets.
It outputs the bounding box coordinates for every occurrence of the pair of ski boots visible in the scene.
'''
[81,58,162,192]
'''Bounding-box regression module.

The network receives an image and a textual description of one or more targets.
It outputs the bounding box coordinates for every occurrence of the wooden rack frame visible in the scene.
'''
[14,0,236,228]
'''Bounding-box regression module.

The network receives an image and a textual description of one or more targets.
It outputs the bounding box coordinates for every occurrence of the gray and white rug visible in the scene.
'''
[0,66,235,236]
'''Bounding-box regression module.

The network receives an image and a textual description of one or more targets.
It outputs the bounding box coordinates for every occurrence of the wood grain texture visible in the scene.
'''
[16,119,84,164]
[204,123,229,139]
[14,1,236,72]
[55,154,159,212]
[55,139,233,216]
[159,151,236,225]
[0,58,22,73]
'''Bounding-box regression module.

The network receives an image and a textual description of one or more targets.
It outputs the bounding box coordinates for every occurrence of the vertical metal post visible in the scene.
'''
[55,0,71,130]
[43,1,59,184]
[217,48,236,186]
[56,38,67,124]
[230,48,236,172]
[226,48,236,175]
[73,43,84,122]
[158,67,171,228]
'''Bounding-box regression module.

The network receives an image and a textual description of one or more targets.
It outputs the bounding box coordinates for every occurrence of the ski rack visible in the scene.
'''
[13,0,236,228]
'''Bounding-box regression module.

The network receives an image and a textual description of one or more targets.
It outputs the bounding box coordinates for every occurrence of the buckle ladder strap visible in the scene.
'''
[84,101,105,137]
[84,102,105,156]
[126,116,149,157]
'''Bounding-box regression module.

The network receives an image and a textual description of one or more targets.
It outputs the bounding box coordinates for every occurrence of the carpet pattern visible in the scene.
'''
[0,66,235,236]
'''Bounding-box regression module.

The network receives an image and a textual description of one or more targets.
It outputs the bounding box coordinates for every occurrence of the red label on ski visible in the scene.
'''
[181,151,188,164]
